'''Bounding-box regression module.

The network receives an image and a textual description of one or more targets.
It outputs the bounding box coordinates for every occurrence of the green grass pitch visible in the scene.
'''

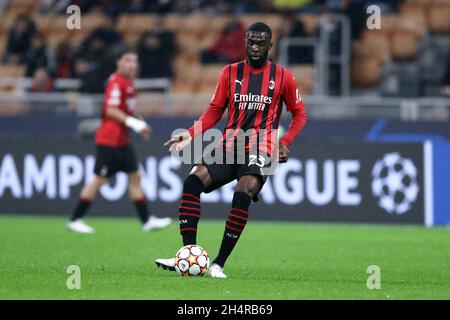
[0,215,449,299]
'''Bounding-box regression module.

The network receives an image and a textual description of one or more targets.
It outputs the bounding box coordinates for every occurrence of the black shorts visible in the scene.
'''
[194,149,272,202]
[94,144,139,178]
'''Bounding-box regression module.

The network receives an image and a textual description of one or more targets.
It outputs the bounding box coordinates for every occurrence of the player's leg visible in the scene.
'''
[156,161,240,271]
[155,165,212,270]
[121,144,173,231]
[68,145,117,233]
[71,175,108,220]
[127,170,172,232]
[68,175,108,233]
[213,175,260,267]
[127,170,149,223]
[178,164,212,245]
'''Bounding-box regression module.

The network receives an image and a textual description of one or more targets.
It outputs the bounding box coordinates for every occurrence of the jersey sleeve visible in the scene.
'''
[282,70,305,112]
[279,70,307,147]
[188,66,229,138]
[104,78,122,109]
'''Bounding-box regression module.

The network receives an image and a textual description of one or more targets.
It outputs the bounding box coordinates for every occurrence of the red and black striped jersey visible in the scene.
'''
[95,72,137,147]
[188,60,307,156]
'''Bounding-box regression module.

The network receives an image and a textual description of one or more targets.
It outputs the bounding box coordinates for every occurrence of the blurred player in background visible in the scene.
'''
[68,50,172,234]
[156,22,307,277]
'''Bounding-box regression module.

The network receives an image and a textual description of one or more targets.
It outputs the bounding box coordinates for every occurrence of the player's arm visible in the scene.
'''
[165,66,229,151]
[104,83,150,139]
[278,71,307,162]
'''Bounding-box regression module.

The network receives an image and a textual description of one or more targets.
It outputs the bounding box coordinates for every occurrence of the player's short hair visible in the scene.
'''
[116,48,137,60]
[247,22,272,40]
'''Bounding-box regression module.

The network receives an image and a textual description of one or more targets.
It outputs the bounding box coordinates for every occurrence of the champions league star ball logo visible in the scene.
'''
[371,152,419,215]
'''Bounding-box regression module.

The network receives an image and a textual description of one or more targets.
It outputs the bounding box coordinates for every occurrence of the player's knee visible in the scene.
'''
[184,174,205,193]
[235,186,253,196]
[232,191,252,209]
[188,165,211,188]
[236,176,260,197]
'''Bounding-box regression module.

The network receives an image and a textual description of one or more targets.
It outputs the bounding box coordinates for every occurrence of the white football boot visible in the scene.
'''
[142,216,172,232]
[155,257,176,271]
[208,263,227,278]
[68,219,95,234]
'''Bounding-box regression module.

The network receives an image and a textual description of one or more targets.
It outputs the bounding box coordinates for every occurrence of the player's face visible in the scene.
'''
[245,31,272,68]
[117,53,138,78]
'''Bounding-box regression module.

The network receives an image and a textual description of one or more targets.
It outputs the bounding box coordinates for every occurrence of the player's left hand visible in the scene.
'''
[279,143,289,163]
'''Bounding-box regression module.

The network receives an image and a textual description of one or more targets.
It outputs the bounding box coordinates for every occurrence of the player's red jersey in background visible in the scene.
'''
[95,72,137,147]
[188,60,307,156]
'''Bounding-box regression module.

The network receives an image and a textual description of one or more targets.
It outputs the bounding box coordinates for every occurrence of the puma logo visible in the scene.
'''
[235,79,243,86]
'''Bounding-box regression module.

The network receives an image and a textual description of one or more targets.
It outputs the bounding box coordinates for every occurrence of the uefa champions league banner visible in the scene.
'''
[0,138,429,224]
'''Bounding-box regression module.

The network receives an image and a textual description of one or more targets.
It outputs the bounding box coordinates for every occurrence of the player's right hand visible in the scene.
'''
[140,125,151,140]
[279,143,289,163]
[164,131,192,152]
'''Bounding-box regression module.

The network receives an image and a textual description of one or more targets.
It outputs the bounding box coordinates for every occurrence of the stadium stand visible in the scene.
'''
[0,2,318,97]
[0,0,449,115]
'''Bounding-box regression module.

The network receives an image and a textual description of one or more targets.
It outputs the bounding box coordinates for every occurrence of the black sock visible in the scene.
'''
[179,175,204,246]
[134,197,150,224]
[70,198,92,221]
[213,192,251,267]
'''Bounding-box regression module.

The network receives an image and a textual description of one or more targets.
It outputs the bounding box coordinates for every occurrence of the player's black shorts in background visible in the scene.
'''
[194,148,271,202]
[94,144,139,178]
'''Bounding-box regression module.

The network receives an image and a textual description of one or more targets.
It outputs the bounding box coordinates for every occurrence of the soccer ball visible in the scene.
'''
[174,245,209,276]
[371,152,419,215]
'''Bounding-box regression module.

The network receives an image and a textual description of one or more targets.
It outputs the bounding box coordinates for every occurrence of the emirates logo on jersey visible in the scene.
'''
[235,93,272,111]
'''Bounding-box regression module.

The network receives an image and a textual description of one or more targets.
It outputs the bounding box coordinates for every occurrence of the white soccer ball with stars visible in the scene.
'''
[371,152,419,215]
[175,245,209,277]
